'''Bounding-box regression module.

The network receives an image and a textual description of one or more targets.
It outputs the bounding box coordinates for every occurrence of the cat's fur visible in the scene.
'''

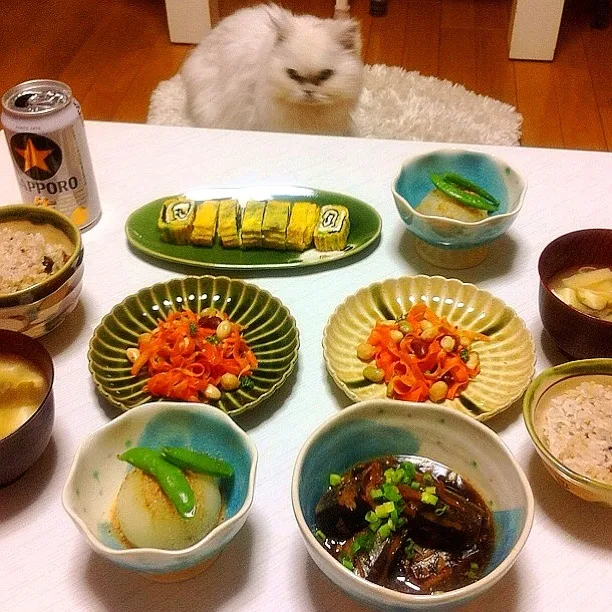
[181,4,363,136]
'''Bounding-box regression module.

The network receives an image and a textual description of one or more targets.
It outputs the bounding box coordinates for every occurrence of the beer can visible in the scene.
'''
[1,79,101,231]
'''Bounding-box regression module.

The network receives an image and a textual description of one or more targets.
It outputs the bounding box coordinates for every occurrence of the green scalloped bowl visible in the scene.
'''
[88,276,299,415]
[323,275,536,420]
[125,186,382,270]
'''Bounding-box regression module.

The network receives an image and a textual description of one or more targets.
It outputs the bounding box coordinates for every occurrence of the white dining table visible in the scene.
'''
[0,121,611,612]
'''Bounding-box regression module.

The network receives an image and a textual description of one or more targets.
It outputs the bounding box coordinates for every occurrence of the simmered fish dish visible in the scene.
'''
[314,455,494,595]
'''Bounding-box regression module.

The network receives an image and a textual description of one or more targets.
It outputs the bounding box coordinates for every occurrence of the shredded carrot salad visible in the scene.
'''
[360,303,489,403]
[129,308,257,402]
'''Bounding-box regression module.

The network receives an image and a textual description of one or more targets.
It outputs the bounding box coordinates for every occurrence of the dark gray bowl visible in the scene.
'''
[0,330,54,486]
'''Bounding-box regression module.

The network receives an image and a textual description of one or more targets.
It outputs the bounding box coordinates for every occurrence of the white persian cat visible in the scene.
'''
[181,4,363,136]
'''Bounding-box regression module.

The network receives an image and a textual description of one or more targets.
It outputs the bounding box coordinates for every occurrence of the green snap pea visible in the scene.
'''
[430,173,499,212]
[117,447,196,518]
[161,446,234,479]
[442,172,500,208]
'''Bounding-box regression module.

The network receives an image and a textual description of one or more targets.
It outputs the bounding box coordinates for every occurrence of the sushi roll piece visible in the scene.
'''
[217,199,241,248]
[157,196,196,245]
[190,200,220,246]
[262,200,290,250]
[314,205,350,251]
[286,201,320,251]
[241,200,266,248]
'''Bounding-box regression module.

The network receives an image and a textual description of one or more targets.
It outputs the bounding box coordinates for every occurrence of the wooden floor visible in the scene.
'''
[1,0,611,151]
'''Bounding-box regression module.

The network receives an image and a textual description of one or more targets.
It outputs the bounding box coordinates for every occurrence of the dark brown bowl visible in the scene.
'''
[0,330,54,486]
[538,229,612,359]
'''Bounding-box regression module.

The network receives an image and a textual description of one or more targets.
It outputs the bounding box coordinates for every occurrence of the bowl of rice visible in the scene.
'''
[523,359,612,506]
[0,205,83,337]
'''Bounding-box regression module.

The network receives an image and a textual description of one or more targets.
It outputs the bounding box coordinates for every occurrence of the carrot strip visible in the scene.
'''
[362,304,486,403]
[131,308,258,403]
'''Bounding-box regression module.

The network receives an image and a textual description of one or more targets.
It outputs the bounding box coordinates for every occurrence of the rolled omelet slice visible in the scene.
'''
[286,201,320,251]
[241,200,266,248]
[314,204,350,251]
[217,199,241,248]
[116,468,223,550]
[157,196,196,245]
[262,200,290,250]
[190,200,220,246]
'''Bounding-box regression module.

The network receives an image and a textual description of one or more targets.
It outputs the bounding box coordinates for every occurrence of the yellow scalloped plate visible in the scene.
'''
[323,275,536,420]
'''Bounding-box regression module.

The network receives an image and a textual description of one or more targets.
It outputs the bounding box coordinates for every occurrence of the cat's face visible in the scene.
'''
[266,16,363,107]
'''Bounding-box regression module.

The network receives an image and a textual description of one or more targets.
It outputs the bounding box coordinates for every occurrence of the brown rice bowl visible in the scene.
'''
[523,359,612,506]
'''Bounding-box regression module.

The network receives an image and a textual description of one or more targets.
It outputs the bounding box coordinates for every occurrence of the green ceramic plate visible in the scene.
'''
[125,186,382,270]
[323,275,536,420]
[88,276,299,415]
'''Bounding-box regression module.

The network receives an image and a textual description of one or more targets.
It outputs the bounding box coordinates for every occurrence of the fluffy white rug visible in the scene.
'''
[148,64,522,146]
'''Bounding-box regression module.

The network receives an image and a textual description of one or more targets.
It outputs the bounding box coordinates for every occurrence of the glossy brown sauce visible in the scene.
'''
[314,455,494,595]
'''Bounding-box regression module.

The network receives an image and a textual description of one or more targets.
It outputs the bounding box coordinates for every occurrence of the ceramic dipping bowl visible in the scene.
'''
[62,402,257,581]
[292,400,534,611]
[0,205,84,337]
[392,149,526,269]
[0,329,54,486]
[538,228,612,359]
[523,359,612,506]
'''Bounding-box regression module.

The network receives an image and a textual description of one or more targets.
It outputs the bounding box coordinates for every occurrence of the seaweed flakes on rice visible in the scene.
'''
[0,226,70,294]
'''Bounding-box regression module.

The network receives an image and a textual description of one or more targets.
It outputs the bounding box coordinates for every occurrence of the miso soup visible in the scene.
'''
[0,353,47,438]
[549,266,612,321]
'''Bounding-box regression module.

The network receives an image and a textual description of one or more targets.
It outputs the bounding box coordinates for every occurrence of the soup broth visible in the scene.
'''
[0,353,47,438]
[548,265,612,322]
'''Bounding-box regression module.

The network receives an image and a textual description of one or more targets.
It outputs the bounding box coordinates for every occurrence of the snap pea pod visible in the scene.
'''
[442,172,500,208]
[430,173,499,212]
[118,447,196,518]
[161,446,234,479]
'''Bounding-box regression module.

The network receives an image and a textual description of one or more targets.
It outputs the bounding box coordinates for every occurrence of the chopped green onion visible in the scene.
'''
[384,468,395,483]
[422,472,434,486]
[434,504,448,516]
[401,461,416,482]
[421,491,439,506]
[460,348,470,361]
[189,322,198,336]
[375,501,395,517]
[425,486,437,494]
[370,488,383,500]
[365,510,378,523]
[404,538,416,559]
[470,562,479,570]
[382,483,401,502]
[341,557,354,571]
[410,481,421,490]
[434,504,449,516]
[392,468,405,484]
[315,529,326,542]
[329,473,342,486]
[352,531,374,554]
[206,333,220,345]
[378,523,392,538]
